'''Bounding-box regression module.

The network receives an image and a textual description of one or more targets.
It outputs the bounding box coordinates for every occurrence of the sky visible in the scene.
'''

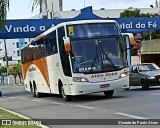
[7,0,156,19]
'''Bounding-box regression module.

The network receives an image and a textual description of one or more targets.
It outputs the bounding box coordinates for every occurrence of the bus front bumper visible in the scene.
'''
[67,77,129,95]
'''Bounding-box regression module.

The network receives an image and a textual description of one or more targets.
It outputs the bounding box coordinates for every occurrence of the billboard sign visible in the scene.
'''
[0,7,160,39]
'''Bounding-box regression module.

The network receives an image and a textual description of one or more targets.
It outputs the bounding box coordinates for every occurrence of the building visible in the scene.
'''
[43,0,160,19]
[0,39,30,66]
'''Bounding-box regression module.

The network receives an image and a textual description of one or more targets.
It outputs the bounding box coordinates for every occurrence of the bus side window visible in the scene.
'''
[44,31,57,56]
[29,47,34,60]
[44,38,49,56]
[34,46,39,59]
[35,38,45,59]
[24,47,28,62]
[52,41,57,53]
[21,49,24,63]
[41,45,45,57]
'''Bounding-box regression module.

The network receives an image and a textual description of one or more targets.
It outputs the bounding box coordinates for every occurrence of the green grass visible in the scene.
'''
[0,109,42,128]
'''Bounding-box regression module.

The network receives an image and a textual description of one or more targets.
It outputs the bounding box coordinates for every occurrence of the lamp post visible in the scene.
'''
[4,39,8,67]
[150,32,152,40]
[84,0,85,7]
[4,39,9,85]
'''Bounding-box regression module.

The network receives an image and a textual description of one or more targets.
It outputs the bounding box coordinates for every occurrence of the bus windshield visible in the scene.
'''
[71,37,127,74]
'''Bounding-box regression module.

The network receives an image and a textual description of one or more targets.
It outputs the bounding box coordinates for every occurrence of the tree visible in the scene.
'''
[8,67,17,84]
[0,66,7,74]
[0,66,7,83]
[0,0,9,28]
[120,9,160,40]
[0,0,46,28]
[120,9,160,18]
[120,9,141,18]
[8,63,22,84]
[16,63,23,83]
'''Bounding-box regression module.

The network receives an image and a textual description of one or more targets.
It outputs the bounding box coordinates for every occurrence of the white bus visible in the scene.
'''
[21,20,133,101]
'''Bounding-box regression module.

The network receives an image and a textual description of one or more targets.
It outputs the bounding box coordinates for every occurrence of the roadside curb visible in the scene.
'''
[0,107,49,128]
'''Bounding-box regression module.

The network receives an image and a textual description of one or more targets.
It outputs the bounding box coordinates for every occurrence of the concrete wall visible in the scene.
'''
[131,55,140,65]
[141,39,160,54]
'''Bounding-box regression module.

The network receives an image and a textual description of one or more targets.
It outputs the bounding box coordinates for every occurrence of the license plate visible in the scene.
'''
[100,84,110,88]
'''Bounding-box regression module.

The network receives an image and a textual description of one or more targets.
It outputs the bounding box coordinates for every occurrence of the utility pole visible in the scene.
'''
[150,32,152,40]
[4,39,9,85]
[4,39,8,67]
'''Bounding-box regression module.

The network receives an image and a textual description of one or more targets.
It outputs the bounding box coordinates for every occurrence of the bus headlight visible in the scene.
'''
[119,72,128,78]
[148,76,155,79]
[73,77,89,82]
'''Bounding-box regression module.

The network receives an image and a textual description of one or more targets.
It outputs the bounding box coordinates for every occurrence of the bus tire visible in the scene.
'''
[104,90,114,97]
[30,82,36,97]
[33,82,41,98]
[60,83,72,101]
[0,91,2,97]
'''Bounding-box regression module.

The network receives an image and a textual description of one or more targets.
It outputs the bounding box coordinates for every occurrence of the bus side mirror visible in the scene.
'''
[122,33,135,45]
[128,34,135,46]
[63,37,71,54]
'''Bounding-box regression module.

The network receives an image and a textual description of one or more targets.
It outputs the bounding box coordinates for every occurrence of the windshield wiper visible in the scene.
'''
[100,44,118,70]
[90,46,99,72]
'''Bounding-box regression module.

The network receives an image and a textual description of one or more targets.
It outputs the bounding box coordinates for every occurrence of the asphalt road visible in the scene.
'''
[0,85,160,128]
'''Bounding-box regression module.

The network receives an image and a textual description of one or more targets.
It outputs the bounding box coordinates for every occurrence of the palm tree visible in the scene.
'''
[0,0,47,28]
[0,0,9,28]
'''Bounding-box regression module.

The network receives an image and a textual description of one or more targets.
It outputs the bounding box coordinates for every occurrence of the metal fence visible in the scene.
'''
[1,75,24,86]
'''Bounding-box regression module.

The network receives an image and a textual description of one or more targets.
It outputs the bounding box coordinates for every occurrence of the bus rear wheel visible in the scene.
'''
[0,91,2,97]
[30,83,36,97]
[33,82,41,98]
[104,90,114,97]
[60,84,72,101]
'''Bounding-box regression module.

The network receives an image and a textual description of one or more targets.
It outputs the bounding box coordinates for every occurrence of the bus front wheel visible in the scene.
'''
[104,90,114,97]
[60,84,72,101]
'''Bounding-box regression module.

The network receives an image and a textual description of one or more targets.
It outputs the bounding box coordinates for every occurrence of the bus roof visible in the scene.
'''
[44,19,117,36]
[22,19,118,49]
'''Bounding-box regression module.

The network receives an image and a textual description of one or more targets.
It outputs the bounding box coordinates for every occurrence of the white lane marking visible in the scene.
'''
[4,96,66,105]
[51,102,65,105]
[152,93,160,96]
[74,104,95,109]
[32,100,66,105]
[9,97,16,99]
[19,98,27,100]
[32,99,44,102]
[4,97,27,100]
[103,109,110,111]
[4,96,95,109]
[115,112,148,119]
